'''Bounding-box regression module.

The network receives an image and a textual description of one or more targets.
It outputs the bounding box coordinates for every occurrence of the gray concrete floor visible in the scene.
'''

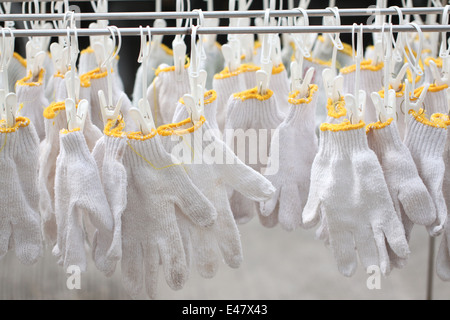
[0,218,449,300]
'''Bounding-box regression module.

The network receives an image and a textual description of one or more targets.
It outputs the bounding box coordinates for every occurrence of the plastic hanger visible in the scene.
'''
[345,23,366,124]
[255,9,273,95]
[0,28,17,128]
[290,7,314,97]
[129,26,156,135]
[183,24,207,123]
[172,0,190,81]
[429,56,450,86]
[22,0,53,54]
[0,2,15,29]
[439,5,450,59]
[371,23,397,123]
[223,0,243,72]
[402,22,425,103]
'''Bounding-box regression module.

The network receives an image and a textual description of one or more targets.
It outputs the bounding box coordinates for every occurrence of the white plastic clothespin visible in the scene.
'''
[91,0,109,28]
[429,56,450,86]
[0,90,18,128]
[222,37,241,72]
[345,24,366,124]
[65,98,88,131]
[129,26,155,135]
[404,79,429,113]
[255,9,273,95]
[172,0,190,81]
[0,28,17,127]
[23,0,53,55]
[50,42,69,74]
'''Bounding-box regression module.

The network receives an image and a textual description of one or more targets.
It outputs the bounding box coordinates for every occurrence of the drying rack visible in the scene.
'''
[0,0,449,300]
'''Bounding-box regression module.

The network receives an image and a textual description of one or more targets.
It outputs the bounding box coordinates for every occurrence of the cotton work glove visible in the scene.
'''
[146,63,190,126]
[45,72,67,103]
[0,117,42,265]
[53,129,113,272]
[367,118,436,269]
[303,120,410,276]
[404,110,448,237]
[0,52,27,93]
[120,127,217,299]
[270,64,291,115]
[224,87,284,226]
[16,69,49,141]
[259,85,318,230]
[161,96,274,278]
[200,41,225,90]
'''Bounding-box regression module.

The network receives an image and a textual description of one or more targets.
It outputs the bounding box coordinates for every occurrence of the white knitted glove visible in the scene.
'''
[81,68,136,132]
[303,121,410,276]
[0,117,42,265]
[421,84,448,115]
[270,64,291,115]
[147,63,190,126]
[2,52,27,93]
[45,73,67,103]
[225,88,284,226]
[200,41,225,90]
[16,69,48,141]
[132,43,174,107]
[367,118,436,268]
[340,60,384,124]
[212,67,247,132]
[325,96,347,124]
[164,99,275,277]
[121,129,217,299]
[404,110,448,237]
[260,85,318,230]
[54,129,113,272]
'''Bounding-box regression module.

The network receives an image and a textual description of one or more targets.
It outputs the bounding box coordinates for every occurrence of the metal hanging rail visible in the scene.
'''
[0,7,447,21]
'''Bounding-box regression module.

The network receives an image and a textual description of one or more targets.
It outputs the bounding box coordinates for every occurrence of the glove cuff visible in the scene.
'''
[422,84,448,115]
[177,90,218,128]
[366,118,405,154]
[59,129,92,160]
[320,121,369,156]
[0,117,38,156]
[405,109,447,158]
[286,84,318,124]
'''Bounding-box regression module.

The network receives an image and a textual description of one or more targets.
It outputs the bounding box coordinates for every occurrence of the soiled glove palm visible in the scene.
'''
[147,63,191,126]
[16,69,49,141]
[260,85,318,230]
[224,88,284,226]
[132,43,174,107]
[54,129,113,272]
[0,117,42,265]
[367,118,436,269]
[404,110,448,237]
[121,128,217,299]
[302,121,410,276]
[162,99,274,278]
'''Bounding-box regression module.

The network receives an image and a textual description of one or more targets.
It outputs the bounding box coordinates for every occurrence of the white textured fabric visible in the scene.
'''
[224,88,284,226]
[121,131,216,299]
[0,117,42,265]
[53,130,113,272]
[132,43,174,107]
[159,113,274,278]
[404,111,448,237]
[16,70,49,141]
[367,119,436,269]
[212,68,247,132]
[2,53,27,93]
[147,64,191,126]
[422,84,448,115]
[45,73,66,103]
[303,123,409,276]
[200,41,225,90]
[311,36,354,70]
[260,86,318,230]
[324,97,347,124]
[270,64,291,115]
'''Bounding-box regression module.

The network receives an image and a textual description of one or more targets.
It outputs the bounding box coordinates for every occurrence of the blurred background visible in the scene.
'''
[1,0,449,300]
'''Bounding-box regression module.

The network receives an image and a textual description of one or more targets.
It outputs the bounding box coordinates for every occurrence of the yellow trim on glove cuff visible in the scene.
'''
[320,120,365,132]
[366,118,393,133]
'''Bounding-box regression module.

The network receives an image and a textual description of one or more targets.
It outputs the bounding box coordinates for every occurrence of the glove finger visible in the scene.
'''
[436,233,450,281]
[427,188,447,237]
[121,239,144,299]
[177,213,192,271]
[158,203,189,291]
[371,229,391,276]
[278,184,304,231]
[63,206,86,272]
[354,229,380,271]
[143,244,160,300]
[381,213,410,260]
[12,206,42,265]
[329,229,357,277]
[0,218,12,259]
[190,225,220,279]
[91,136,105,173]
[230,192,257,224]
[258,207,279,228]
[215,200,243,269]
[259,187,280,217]
[398,179,436,226]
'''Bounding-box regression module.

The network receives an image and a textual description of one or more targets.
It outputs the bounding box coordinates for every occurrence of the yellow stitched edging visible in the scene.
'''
[60,128,81,134]
[43,101,66,119]
[179,90,217,105]
[0,116,30,132]
[304,55,332,67]
[16,69,45,87]
[320,120,365,132]
[378,84,406,98]
[254,41,262,50]
[431,113,450,126]
[104,116,126,137]
[13,52,27,68]
[127,128,158,140]
[272,63,285,75]
[79,67,114,88]
[80,47,94,55]
[158,116,206,136]
[154,57,190,77]
[412,83,449,101]
[326,97,347,119]
[409,108,447,129]
[288,84,318,105]
[240,63,260,73]
[54,72,65,79]
[159,43,173,56]
[233,87,273,101]
[366,118,393,133]
[425,56,442,68]
[340,41,353,57]
[213,66,242,80]
[339,60,384,74]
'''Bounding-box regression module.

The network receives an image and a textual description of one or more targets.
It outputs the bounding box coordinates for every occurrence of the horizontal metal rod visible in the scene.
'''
[4,24,450,37]
[0,7,447,21]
